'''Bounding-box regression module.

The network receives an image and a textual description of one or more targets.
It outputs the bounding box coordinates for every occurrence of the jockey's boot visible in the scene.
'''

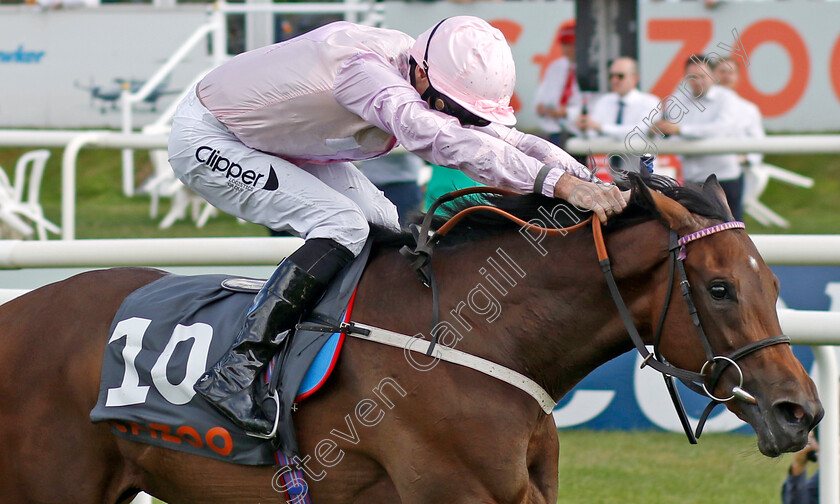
[193,238,354,436]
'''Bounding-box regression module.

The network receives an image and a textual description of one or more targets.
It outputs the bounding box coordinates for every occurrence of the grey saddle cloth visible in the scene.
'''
[90,242,371,465]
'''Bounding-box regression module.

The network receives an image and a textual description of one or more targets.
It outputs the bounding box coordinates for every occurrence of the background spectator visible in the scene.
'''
[534,19,581,147]
[711,55,765,169]
[655,56,743,218]
[781,429,819,504]
[575,56,660,171]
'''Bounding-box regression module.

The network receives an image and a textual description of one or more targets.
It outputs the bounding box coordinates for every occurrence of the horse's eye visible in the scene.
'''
[709,283,729,301]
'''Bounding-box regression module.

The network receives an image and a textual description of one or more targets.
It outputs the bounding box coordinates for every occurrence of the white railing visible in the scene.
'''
[60,132,169,239]
[0,236,301,268]
[0,129,112,147]
[0,234,833,268]
[564,136,840,155]
[822,347,839,504]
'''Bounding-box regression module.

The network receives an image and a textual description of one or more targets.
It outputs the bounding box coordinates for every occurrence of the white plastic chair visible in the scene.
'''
[157,185,218,230]
[137,124,217,229]
[0,170,35,238]
[138,148,184,219]
[743,163,814,228]
[0,150,60,240]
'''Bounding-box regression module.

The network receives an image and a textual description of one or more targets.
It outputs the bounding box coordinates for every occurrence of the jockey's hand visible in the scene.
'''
[553,174,630,224]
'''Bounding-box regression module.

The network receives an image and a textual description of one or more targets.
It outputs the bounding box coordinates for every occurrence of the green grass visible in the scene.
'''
[557,429,797,504]
[139,429,796,503]
[743,153,840,234]
[0,147,268,239]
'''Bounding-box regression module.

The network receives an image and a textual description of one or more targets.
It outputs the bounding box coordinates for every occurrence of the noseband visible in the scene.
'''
[592,218,791,443]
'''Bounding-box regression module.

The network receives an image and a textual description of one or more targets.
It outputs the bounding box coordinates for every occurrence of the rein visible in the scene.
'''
[398,188,790,441]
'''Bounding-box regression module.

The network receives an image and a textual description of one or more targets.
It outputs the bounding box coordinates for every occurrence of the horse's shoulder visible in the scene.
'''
[67,267,169,289]
[18,267,169,308]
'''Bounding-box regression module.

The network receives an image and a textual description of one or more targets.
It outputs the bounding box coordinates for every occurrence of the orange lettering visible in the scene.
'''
[176,425,203,448]
[206,427,233,456]
[736,20,809,117]
[149,423,182,444]
[830,35,840,103]
[647,19,713,99]
[129,422,156,438]
[110,421,129,433]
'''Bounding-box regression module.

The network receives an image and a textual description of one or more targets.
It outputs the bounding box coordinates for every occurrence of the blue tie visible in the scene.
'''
[616,100,625,125]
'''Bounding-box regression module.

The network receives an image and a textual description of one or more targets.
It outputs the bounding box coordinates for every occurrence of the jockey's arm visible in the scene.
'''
[473,123,598,183]
[334,53,627,222]
[472,123,629,221]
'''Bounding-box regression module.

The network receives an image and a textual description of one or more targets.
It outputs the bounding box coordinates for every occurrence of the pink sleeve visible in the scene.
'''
[334,53,555,195]
[476,123,600,193]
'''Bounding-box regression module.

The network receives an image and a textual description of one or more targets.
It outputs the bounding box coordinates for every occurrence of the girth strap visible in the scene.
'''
[348,322,558,414]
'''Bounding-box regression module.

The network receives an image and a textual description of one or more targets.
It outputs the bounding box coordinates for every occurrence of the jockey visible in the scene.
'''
[169,16,628,436]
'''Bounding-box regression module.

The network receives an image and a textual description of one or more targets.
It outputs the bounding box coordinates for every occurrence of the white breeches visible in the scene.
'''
[168,87,400,256]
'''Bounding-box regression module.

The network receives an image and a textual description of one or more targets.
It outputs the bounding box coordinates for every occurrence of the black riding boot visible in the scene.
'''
[193,238,354,436]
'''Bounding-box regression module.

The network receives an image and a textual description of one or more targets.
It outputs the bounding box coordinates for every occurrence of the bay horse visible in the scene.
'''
[0,175,821,504]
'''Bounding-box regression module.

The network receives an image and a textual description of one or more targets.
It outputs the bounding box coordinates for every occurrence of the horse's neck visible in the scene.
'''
[356,221,667,403]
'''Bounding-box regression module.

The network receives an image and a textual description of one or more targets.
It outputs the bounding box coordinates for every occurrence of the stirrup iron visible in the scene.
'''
[246,390,281,440]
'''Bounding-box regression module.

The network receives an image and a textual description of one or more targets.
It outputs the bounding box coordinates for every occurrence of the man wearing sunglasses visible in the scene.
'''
[169,16,629,437]
[575,57,660,171]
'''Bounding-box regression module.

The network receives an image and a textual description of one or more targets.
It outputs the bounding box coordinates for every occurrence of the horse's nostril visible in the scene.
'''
[774,401,811,426]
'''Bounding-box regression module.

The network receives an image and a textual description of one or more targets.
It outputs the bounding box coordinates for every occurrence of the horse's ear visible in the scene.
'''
[701,174,735,221]
[629,173,694,232]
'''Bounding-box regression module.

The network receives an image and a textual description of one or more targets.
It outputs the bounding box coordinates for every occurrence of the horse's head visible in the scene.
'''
[631,174,822,456]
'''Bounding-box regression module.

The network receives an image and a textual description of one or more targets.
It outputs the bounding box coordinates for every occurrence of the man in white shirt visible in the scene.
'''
[576,57,660,172]
[655,56,743,219]
[534,20,581,146]
[712,56,765,168]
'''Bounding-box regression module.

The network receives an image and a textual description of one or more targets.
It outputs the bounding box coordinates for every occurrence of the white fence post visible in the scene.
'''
[61,132,102,241]
[120,82,135,198]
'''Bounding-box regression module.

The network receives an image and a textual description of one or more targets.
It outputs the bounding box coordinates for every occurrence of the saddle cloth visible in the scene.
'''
[90,242,370,465]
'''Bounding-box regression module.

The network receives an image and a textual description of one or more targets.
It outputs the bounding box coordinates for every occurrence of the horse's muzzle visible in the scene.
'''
[754,397,823,457]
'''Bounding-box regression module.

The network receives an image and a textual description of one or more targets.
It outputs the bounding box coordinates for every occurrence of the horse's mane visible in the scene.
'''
[369,173,733,250]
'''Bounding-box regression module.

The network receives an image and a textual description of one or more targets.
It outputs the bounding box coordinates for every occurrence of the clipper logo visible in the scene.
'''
[195,146,278,192]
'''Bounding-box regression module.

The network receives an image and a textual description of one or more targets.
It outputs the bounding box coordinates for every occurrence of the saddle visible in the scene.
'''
[90,242,371,466]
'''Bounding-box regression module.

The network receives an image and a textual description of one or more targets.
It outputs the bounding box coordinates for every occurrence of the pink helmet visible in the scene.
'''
[409,16,517,126]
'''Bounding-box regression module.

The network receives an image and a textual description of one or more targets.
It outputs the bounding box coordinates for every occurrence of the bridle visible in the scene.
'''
[401,187,790,442]
[592,217,790,442]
